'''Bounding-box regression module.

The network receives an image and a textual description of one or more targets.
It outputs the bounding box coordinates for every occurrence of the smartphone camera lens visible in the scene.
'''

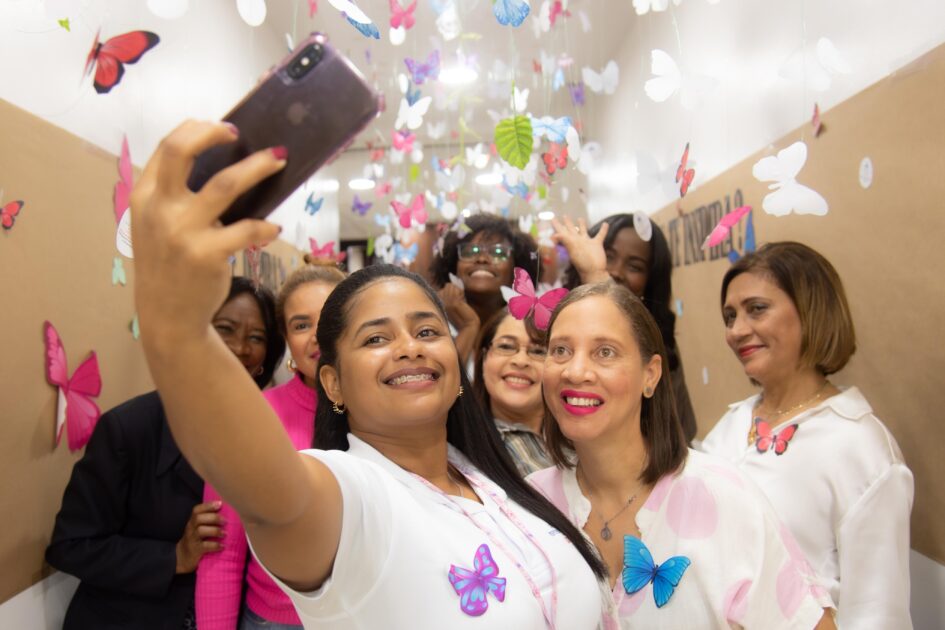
[288,44,323,80]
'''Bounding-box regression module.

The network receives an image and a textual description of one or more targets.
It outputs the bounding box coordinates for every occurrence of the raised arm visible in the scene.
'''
[131,120,341,590]
[550,217,611,285]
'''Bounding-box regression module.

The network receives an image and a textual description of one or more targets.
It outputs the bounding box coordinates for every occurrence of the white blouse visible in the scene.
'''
[702,387,914,629]
[251,435,603,629]
[529,450,832,629]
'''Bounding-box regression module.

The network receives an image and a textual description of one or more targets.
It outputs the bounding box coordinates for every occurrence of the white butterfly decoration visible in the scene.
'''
[433,83,460,112]
[395,96,433,130]
[644,49,717,110]
[390,26,406,45]
[148,0,189,19]
[466,143,490,169]
[518,214,534,234]
[576,141,602,176]
[236,0,266,26]
[565,125,582,162]
[561,186,570,202]
[633,211,653,242]
[374,233,395,263]
[436,2,462,41]
[633,0,672,15]
[577,9,591,32]
[582,60,619,95]
[491,186,513,211]
[538,49,557,79]
[512,86,530,113]
[427,121,446,140]
[635,150,680,197]
[502,154,538,186]
[779,37,852,92]
[751,141,828,216]
[436,164,466,192]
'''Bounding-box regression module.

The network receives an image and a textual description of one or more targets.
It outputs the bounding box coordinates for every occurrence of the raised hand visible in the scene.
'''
[550,216,610,284]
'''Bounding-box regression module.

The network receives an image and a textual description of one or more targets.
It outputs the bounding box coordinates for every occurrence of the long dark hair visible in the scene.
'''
[544,282,688,486]
[226,276,284,388]
[314,264,606,579]
[429,214,539,288]
[563,214,680,371]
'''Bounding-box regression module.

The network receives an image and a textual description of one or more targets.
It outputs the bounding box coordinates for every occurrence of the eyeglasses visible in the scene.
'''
[489,340,547,360]
[457,243,513,261]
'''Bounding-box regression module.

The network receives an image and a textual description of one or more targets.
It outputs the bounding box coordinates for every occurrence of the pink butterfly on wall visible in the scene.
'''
[309,238,346,262]
[448,544,507,616]
[375,181,393,198]
[114,135,132,223]
[703,205,752,249]
[1,198,24,230]
[676,142,695,197]
[44,321,103,452]
[404,50,440,85]
[389,0,417,29]
[391,194,427,229]
[505,267,568,330]
[392,129,416,153]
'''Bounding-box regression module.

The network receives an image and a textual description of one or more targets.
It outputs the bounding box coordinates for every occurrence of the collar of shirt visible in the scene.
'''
[494,418,540,435]
[729,385,872,424]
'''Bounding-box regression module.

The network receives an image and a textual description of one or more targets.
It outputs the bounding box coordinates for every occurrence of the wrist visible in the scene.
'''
[580,270,611,285]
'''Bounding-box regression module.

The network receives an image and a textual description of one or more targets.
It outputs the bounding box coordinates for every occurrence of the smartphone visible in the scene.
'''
[187,32,382,224]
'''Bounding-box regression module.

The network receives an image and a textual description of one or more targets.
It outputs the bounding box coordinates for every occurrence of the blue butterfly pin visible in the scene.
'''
[304,193,324,216]
[622,536,690,608]
[493,0,530,27]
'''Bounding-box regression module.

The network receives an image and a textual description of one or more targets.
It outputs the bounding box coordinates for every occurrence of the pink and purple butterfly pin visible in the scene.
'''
[448,544,507,616]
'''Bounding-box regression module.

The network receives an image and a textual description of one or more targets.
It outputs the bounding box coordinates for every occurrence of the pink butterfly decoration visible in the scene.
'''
[448,544,507,616]
[507,267,568,330]
[44,321,103,452]
[392,129,416,153]
[114,135,132,224]
[702,205,752,249]
[389,0,417,29]
[309,238,346,262]
[391,194,427,229]
[307,0,317,18]
[375,181,393,198]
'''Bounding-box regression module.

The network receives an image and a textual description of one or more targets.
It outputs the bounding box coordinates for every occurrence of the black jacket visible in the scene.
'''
[46,391,204,629]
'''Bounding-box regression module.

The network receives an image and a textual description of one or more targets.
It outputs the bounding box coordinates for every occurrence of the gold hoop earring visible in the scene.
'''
[253,365,264,377]
[457,386,464,398]
[286,358,297,372]
[332,401,346,414]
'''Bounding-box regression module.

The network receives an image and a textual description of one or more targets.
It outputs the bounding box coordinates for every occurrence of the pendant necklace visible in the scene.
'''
[748,380,830,445]
[598,493,637,541]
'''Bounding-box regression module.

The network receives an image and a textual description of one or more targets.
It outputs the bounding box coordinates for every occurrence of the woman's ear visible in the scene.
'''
[319,363,342,403]
[643,354,662,397]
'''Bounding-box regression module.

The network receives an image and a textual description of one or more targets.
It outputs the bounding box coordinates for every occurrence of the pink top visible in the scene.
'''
[195,374,316,628]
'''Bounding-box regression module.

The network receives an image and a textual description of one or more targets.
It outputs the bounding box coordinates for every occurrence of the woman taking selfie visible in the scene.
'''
[529,282,836,628]
[702,242,913,628]
[130,120,606,628]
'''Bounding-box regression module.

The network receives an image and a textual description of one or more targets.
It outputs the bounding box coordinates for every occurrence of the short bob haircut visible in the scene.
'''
[225,276,284,388]
[429,214,539,289]
[543,281,687,486]
[472,310,545,415]
[275,264,346,337]
[721,241,856,376]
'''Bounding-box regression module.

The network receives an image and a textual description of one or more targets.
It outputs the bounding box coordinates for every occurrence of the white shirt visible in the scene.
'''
[529,451,832,629]
[702,387,914,629]
[251,435,602,629]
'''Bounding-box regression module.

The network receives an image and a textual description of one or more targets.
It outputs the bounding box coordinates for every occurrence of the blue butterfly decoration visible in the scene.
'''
[393,242,419,264]
[552,67,565,91]
[530,115,572,143]
[406,81,422,106]
[502,179,529,199]
[346,15,380,39]
[727,209,756,263]
[305,192,324,216]
[428,0,452,15]
[622,535,690,608]
[493,0,530,27]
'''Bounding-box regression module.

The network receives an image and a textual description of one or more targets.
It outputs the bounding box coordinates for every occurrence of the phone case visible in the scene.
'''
[187,33,382,224]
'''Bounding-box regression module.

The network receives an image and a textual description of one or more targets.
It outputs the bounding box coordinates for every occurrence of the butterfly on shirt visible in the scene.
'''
[448,544,507,616]
[623,535,690,608]
[751,419,798,455]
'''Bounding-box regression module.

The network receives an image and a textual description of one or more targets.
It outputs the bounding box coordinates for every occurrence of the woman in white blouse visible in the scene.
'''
[702,241,914,628]
[129,121,608,629]
[529,281,835,629]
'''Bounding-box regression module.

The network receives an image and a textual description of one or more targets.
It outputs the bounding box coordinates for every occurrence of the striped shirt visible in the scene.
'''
[494,418,553,476]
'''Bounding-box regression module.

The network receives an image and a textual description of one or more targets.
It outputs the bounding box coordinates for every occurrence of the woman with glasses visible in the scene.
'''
[430,215,539,364]
[473,311,552,476]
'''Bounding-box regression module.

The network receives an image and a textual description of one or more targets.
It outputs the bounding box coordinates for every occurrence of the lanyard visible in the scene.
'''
[411,469,559,630]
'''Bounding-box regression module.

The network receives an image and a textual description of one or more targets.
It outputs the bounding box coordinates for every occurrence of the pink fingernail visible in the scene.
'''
[271,145,288,160]
[222,122,239,137]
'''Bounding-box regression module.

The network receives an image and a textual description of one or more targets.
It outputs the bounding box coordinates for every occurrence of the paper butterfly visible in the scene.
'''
[644,49,716,110]
[435,164,465,193]
[58,18,70,31]
[329,0,380,38]
[448,544,507,616]
[405,50,440,85]
[623,535,690,608]
[493,0,530,27]
[633,211,653,242]
[392,241,419,264]
[530,115,572,143]
[812,103,825,137]
[568,82,585,106]
[84,30,160,94]
[375,181,393,197]
[389,0,417,29]
[405,82,422,105]
[352,194,373,216]
[304,192,324,216]
[503,179,529,199]
[633,0,672,15]
[309,238,346,262]
[308,0,318,17]
[427,121,446,139]
[512,86,529,113]
[114,135,132,224]
[676,143,695,197]
[44,321,103,452]
[395,95,433,130]
[506,267,568,330]
[392,129,416,152]
[753,419,798,455]
[703,205,751,249]
[727,210,756,264]
[466,143,490,169]
[583,60,619,95]
[542,143,568,175]
[112,257,127,286]
[392,194,428,229]
[236,0,266,26]
[780,37,851,92]
[1,199,24,230]
[752,141,828,216]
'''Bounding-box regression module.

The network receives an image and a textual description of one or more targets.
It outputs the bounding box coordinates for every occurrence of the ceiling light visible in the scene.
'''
[538,211,555,221]
[439,66,478,86]
[475,172,502,186]
[348,178,376,191]
[310,178,340,193]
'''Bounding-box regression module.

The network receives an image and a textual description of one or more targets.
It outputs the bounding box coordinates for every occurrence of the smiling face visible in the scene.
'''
[605,227,651,297]
[482,315,546,425]
[543,295,661,447]
[722,271,804,386]
[319,278,460,434]
[283,281,336,386]
[455,232,515,296]
[212,293,268,378]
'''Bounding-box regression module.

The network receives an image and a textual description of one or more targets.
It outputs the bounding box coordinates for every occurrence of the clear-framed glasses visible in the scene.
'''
[457,242,513,261]
[489,339,547,360]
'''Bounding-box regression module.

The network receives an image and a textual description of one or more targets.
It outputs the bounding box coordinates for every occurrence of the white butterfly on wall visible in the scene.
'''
[582,60,619,95]
[427,121,446,139]
[436,164,466,192]
[752,141,828,216]
[644,49,716,110]
[466,143,490,169]
[512,86,530,113]
[779,37,852,92]
[395,96,433,130]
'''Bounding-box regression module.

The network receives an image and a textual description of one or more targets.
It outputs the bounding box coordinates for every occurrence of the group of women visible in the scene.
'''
[45,121,913,629]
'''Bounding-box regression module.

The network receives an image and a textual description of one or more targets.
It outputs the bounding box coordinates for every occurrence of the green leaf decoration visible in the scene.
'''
[366,237,375,257]
[58,18,70,32]
[537,185,547,200]
[409,164,420,183]
[494,115,533,169]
